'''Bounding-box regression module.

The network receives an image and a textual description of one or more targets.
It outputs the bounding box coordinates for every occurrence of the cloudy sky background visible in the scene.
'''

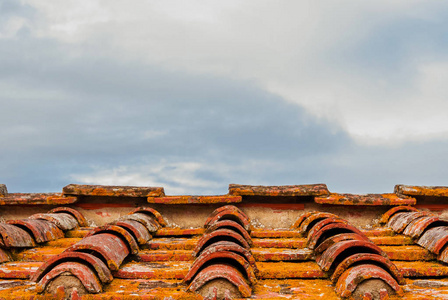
[1,0,448,194]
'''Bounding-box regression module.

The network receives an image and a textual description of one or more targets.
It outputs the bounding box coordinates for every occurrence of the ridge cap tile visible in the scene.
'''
[228,183,330,197]
[315,192,416,206]
[63,184,165,197]
[0,193,77,205]
[147,195,242,204]
[395,184,448,197]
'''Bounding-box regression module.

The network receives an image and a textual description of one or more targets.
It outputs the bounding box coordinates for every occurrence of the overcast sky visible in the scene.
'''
[1,0,448,194]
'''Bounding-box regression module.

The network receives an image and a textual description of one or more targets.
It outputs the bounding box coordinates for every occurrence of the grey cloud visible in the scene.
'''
[0,0,35,37]
[323,139,448,193]
[0,0,34,18]
[0,35,350,192]
[322,3,448,88]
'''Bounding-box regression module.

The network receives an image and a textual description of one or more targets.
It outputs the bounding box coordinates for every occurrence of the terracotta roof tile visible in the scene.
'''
[6,219,64,243]
[84,224,140,255]
[397,261,448,277]
[63,184,165,197]
[137,249,194,262]
[114,261,190,280]
[403,216,448,238]
[0,223,36,248]
[379,206,419,224]
[229,183,329,197]
[148,195,242,204]
[315,193,416,206]
[48,207,89,227]
[127,207,167,227]
[0,193,77,205]
[35,261,103,294]
[388,211,432,233]
[395,184,448,197]
[0,261,41,279]
[335,263,403,298]
[29,213,79,231]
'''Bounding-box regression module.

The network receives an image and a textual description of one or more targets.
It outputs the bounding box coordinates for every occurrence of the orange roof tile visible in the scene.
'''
[315,193,416,206]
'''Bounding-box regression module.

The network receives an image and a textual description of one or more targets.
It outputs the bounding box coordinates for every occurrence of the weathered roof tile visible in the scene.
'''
[63,184,165,197]
[395,184,448,197]
[315,193,416,206]
[148,195,242,204]
[229,183,329,197]
[0,193,77,205]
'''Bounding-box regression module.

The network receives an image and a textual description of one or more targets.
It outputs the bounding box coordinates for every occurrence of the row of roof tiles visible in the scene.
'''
[1,183,448,299]
[1,203,448,298]
[297,211,404,299]
[1,183,448,206]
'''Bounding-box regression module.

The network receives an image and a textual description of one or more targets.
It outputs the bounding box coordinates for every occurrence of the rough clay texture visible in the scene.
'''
[315,193,416,206]
[352,279,394,300]
[45,274,88,298]
[197,278,241,300]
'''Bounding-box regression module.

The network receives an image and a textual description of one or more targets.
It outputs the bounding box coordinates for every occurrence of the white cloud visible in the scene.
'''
[0,16,27,38]
[24,1,110,41]
[71,161,227,195]
[19,1,448,145]
[347,59,448,145]
[69,156,298,195]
